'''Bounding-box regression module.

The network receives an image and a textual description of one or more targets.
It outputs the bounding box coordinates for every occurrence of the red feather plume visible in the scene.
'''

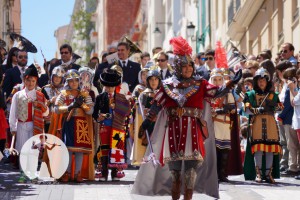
[169,36,192,56]
[215,40,228,69]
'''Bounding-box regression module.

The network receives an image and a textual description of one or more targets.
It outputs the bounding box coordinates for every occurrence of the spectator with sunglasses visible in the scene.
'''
[156,52,173,80]
[280,43,297,65]
[3,50,28,99]
[1,47,19,74]
[196,50,215,80]
[49,44,81,76]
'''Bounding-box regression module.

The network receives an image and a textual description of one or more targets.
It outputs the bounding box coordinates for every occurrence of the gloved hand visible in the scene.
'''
[257,107,265,114]
[235,83,243,96]
[142,118,152,130]
[232,69,242,85]
[225,69,242,89]
[215,108,226,114]
[74,96,84,106]
[67,101,80,111]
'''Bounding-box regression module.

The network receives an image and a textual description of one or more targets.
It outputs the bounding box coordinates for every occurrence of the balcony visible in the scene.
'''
[227,0,264,41]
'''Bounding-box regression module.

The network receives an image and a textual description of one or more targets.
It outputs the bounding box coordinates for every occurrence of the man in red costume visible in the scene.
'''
[138,37,241,200]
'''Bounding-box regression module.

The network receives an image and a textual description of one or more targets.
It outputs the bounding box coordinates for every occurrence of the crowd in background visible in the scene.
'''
[0,40,300,185]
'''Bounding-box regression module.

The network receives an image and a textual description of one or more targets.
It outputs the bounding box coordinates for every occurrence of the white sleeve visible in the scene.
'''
[293,91,300,105]
[9,92,18,132]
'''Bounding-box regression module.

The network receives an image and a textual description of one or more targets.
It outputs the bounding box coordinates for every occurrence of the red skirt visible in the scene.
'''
[0,109,8,139]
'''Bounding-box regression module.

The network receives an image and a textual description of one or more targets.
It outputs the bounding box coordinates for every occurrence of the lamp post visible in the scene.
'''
[186,22,196,40]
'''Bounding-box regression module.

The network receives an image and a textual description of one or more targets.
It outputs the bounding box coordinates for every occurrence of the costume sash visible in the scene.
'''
[33,91,46,135]
[108,93,131,169]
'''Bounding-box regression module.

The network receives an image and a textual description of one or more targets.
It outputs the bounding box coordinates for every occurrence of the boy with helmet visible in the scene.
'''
[243,68,281,183]
[54,69,94,182]
[42,66,65,133]
[209,68,242,182]
[92,68,131,181]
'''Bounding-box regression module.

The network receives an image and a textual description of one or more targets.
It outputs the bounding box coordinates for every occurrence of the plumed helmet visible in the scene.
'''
[65,69,80,81]
[169,36,194,78]
[100,68,121,87]
[146,70,161,89]
[24,64,38,78]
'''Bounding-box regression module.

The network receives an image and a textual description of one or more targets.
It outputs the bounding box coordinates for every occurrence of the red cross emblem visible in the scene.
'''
[110,149,124,163]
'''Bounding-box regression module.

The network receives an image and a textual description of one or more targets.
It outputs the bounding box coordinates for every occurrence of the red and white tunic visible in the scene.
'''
[154,78,218,164]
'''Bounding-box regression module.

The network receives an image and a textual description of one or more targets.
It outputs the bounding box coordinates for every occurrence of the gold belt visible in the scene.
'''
[167,107,202,118]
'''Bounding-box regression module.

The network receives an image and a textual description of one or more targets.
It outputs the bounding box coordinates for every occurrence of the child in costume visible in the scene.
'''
[243,68,281,183]
[41,66,65,133]
[9,64,49,182]
[93,69,131,181]
[132,70,161,165]
[54,69,94,182]
[131,67,149,166]
[209,68,242,182]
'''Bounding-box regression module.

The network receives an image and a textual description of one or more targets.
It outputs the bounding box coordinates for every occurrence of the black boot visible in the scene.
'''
[219,150,229,182]
[170,170,181,200]
[99,157,108,181]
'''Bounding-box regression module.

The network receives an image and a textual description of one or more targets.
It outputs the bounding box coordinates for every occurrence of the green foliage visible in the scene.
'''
[71,0,96,64]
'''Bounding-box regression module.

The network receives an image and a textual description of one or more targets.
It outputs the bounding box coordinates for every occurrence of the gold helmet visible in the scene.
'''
[111,64,123,76]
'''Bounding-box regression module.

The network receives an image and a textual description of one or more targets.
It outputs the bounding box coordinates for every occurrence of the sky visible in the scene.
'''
[21,0,75,67]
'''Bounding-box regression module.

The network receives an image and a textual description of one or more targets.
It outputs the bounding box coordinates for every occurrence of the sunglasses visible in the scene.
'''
[157,59,166,62]
[60,51,70,55]
[205,57,214,61]
[280,50,288,54]
[200,57,206,61]
[18,55,28,59]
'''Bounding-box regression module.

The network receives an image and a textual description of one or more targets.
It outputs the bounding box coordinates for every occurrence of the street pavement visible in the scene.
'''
[1,160,300,200]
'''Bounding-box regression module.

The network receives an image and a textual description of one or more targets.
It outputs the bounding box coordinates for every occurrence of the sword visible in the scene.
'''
[138,95,160,166]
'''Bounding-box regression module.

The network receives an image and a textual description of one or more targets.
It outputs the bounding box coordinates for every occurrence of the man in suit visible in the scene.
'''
[156,51,173,80]
[2,50,28,98]
[48,44,81,76]
[116,42,140,92]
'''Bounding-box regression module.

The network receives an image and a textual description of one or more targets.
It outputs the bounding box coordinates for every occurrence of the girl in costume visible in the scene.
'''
[93,68,131,181]
[243,68,281,183]
[132,70,161,165]
[131,67,149,166]
[9,64,49,182]
[54,69,94,182]
[41,66,65,133]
